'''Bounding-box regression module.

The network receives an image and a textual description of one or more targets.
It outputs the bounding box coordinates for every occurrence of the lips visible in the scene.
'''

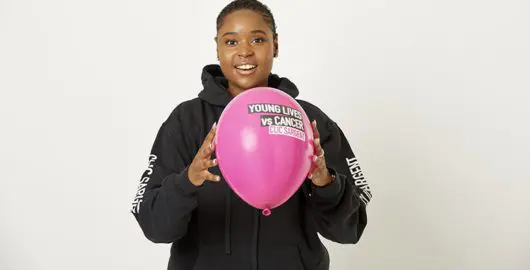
[236,64,256,70]
[234,64,257,76]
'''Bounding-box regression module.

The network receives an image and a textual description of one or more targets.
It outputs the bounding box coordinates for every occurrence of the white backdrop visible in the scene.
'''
[1,0,529,269]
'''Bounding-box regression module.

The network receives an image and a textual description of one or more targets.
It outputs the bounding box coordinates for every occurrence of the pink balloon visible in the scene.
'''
[215,87,315,216]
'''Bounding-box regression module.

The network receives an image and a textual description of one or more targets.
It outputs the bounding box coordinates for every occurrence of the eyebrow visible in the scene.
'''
[221,32,238,37]
[250,30,267,35]
[221,29,268,37]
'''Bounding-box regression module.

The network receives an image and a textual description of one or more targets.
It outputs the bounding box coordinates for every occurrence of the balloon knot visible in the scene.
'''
[262,208,271,216]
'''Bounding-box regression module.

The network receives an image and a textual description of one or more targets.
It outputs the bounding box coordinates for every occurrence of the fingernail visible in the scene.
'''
[313,120,317,127]
[308,173,313,179]
[216,176,221,181]
[315,138,320,145]
[209,143,213,150]
[212,122,217,129]
[313,155,318,162]
[213,158,217,165]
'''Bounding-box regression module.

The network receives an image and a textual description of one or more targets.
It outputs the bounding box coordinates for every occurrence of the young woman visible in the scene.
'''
[131,1,371,269]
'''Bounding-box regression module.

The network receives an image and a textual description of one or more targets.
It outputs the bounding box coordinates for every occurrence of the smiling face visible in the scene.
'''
[216,9,278,96]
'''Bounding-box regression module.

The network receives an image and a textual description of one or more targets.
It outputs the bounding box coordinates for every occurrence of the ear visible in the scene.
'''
[273,34,279,58]
[214,36,219,60]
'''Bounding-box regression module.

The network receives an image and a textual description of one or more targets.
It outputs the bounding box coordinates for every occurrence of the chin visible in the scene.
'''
[235,79,266,91]
[237,83,258,91]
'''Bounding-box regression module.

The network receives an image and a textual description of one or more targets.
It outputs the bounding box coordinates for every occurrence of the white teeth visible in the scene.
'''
[236,64,256,70]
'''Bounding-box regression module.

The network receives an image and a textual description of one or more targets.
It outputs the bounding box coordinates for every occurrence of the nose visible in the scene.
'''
[238,41,254,58]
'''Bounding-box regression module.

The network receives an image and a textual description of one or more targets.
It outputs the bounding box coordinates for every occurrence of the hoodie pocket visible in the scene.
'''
[290,245,306,270]
[296,242,329,270]
[260,245,305,270]
[193,245,305,270]
[193,245,229,270]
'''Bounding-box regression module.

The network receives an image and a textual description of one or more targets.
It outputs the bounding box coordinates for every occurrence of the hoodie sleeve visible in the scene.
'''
[305,118,372,244]
[130,106,200,243]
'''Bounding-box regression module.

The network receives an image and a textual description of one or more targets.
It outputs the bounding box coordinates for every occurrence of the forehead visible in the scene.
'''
[219,9,271,33]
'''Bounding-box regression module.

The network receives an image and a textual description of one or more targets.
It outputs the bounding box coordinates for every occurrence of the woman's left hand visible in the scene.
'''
[308,120,333,187]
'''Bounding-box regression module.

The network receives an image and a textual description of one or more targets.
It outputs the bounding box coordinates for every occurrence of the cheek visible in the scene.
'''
[219,55,236,73]
[218,48,235,61]
[219,56,231,67]
[256,47,274,64]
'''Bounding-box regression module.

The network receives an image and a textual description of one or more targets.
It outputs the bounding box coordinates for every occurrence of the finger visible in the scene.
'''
[308,169,321,180]
[313,154,326,169]
[201,144,213,158]
[204,122,217,145]
[202,171,221,182]
[207,134,217,152]
[312,120,321,140]
[202,158,218,169]
[200,123,217,158]
[312,120,324,155]
[314,138,324,157]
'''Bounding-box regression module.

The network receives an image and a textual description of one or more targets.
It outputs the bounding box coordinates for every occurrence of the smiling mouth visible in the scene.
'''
[235,64,257,71]
[234,64,258,76]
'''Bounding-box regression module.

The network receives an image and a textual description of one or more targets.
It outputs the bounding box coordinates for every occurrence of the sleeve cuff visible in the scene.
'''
[173,167,201,196]
[313,168,342,199]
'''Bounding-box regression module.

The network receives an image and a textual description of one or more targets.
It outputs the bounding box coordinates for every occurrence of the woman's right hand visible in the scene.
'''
[188,122,221,186]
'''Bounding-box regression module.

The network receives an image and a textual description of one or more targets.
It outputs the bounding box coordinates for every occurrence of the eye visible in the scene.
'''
[225,39,238,46]
[252,37,266,44]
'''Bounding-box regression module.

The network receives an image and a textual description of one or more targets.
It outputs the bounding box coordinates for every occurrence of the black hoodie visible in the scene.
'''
[131,65,371,270]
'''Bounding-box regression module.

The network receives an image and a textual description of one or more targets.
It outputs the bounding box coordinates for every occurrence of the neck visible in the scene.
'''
[227,80,269,97]
[227,85,244,97]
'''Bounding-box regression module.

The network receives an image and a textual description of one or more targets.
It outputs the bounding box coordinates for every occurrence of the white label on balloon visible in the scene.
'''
[260,115,304,131]
[248,103,303,120]
[268,125,306,141]
[248,103,306,141]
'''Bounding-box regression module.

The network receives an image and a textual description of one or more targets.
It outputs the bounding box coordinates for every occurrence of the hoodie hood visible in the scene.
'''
[198,64,299,107]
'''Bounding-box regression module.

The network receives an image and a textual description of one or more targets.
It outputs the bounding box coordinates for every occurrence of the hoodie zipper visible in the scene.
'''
[224,188,232,254]
[251,209,260,270]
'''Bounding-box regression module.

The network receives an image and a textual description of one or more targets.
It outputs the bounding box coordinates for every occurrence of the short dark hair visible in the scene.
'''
[216,0,277,35]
